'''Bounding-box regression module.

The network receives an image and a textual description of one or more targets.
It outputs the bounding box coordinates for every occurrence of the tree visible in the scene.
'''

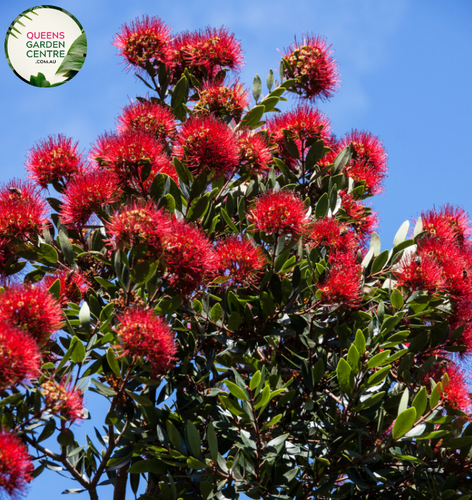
[1,13,472,500]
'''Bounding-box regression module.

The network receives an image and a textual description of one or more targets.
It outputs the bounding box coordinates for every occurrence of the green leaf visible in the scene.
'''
[283,133,300,160]
[252,74,262,102]
[393,220,410,247]
[367,350,391,369]
[398,388,410,416]
[305,140,329,170]
[39,243,58,263]
[79,301,91,328]
[261,414,283,431]
[273,158,297,182]
[254,385,270,410]
[371,249,389,274]
[392,407,417,439]
[47,278,61,301]
[347,344,360,374]
[166,420,181,450]
[187,457,206,469]
[337,358,353,394]
[412,387,427,418]
[390,289,404,310]
[150,173,166,201]
[266,69,274,92]
[250,371,261,391]
[58,231,75,264]
[266,433,290,448]
[225,380,248,401]
[70,337,86,364]
[227,311,242,331]
[354,330,366,355]
[366,365,391,386]
[369,232,381,256]
[313,358,325,384]
[186,420,201,458]
[430,382,443,408]
[38,418,56,442]
[189,172,208,199]
[210,303,222,323]
[128,458,166,474]
[241,105,265,128]
[221,207,239,233]
[173,157,193,185]
[207,422,218,463]
[106,348,121,377]
[315,192,329,219]
[443,436,472,449]
[171,75,189,109]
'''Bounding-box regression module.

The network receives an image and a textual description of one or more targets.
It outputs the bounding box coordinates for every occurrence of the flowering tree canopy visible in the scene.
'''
[1,13,472,500]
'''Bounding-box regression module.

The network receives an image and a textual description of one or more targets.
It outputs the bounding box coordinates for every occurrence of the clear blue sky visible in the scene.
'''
[1,1,472,498]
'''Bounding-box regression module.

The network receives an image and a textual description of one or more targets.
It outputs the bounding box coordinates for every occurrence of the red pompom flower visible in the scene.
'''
[0,323,41,390]
[174,114,239,178]
[194,79,249,122]
[316,251,362,307]
[0,180,47,243]
[249,190,309,237]
[116,308,177,375]
[116,100,177,142]
[113,15,172,71]
[92,131,178,189]
[212,236,266,287]
[282,34,340,102]
[237,131,272,176]
[308,217,357,254]
[171,27,243,80]
[41,380,85,422]
[0,284,64,345]
[337,130,388,196]
[106,202,169,258]
[267,104,331,170]
[163,217,214,295]
[43,270,89,305]
[60,170,120,226]
[0,430,33,498]
[26,134,84,189]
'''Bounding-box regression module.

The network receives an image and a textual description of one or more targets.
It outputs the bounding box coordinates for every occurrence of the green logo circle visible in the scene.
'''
[4,5,87,87]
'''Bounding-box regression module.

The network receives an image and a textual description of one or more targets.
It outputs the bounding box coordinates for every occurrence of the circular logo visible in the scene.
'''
[4,5,87,87]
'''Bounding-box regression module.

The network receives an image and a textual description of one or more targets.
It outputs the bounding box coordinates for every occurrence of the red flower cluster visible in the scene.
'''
[0,323,41,390]
[172,27,244,80]
[0,430,33,498]
[212,236,266,287]
[338,191,378,245]
[41,380,85,422]
[194,79,249,121]
[237,131,272,176]
[113,15,172,71]
[26,134,84,189]
[162,217,214,295]
[92,131,178,189]
[421,205,472,247]
[116,100,177,143]
[308,217,357,254]
[316,251,362,307]
[282,34,340,102]
[0,180,47,242]
[106,202,169,258]
[249,190,309,237]
[0,284,63,345]
[116,308,177,374]
[336,130,388,196]
[174,114,239,178]
[60,169,120,226]
[267,104,331,170]
[43,270,89,305]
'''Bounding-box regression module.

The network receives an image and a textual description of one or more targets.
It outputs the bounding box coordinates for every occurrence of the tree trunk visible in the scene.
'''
[113,465,128,500]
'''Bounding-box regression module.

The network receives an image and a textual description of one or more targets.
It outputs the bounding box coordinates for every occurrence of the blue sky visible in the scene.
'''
[1,1,472,498]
